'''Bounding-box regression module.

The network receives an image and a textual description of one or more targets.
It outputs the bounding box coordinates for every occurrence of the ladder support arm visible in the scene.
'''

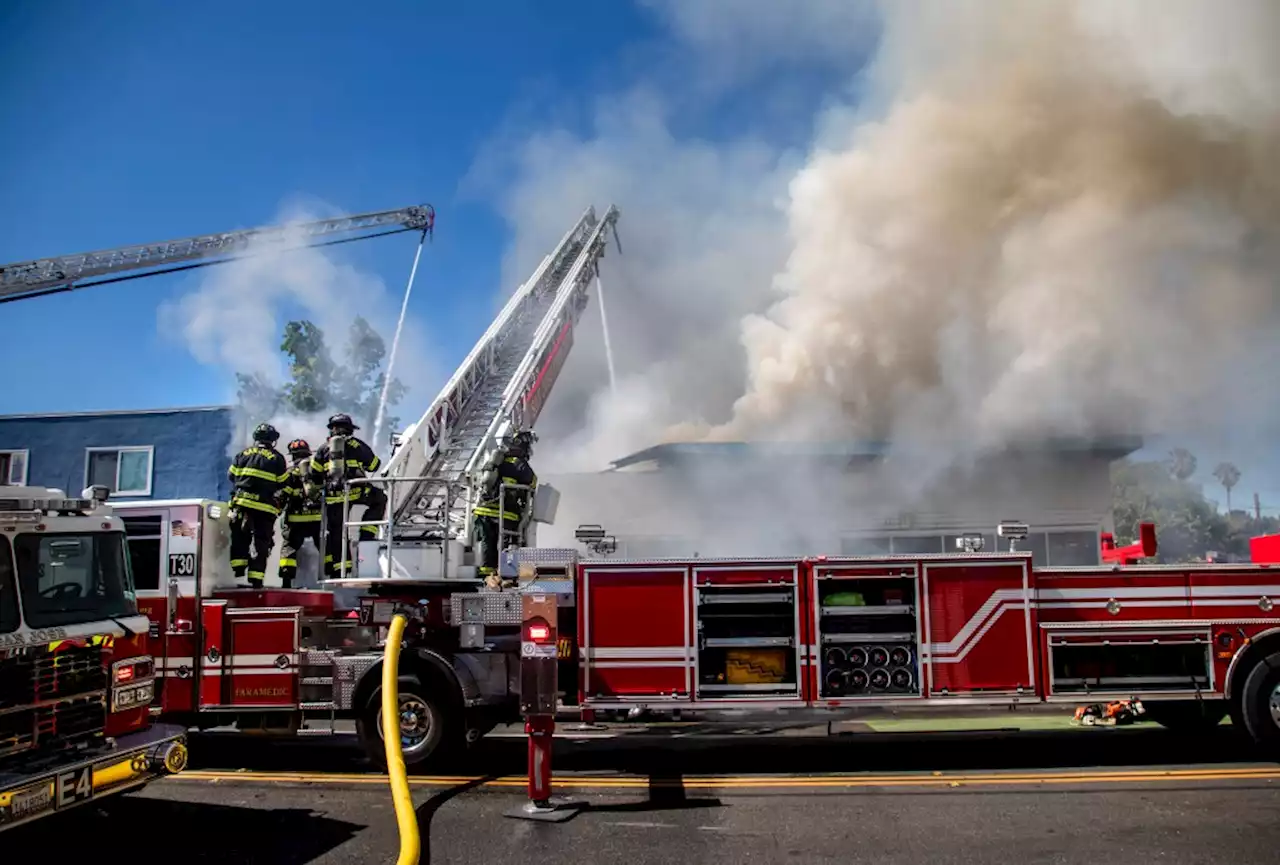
[0,204,435,301]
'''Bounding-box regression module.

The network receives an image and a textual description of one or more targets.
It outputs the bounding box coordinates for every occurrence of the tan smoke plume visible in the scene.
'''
[687,0,1280,452]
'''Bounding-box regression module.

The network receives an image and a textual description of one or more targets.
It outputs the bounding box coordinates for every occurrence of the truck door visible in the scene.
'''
[922,558,1037,697]
[198,599,229,708]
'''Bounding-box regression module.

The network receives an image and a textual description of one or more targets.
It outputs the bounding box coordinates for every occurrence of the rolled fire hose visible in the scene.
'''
[383,614,420,865]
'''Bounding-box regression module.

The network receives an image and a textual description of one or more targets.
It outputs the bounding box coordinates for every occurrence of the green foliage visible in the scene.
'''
[1112,452,1275,563]
[235,317,406,442]
[1164,447,1197,481]
[1212,461,1242,512]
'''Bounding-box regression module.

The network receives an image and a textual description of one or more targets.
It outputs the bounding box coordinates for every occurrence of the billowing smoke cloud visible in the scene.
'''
[157,198,439,458]
[498,0,1280,479]
[707,0,1280,461]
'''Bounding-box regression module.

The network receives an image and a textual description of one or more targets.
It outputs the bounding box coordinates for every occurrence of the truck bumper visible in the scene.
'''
[0,723,188,832]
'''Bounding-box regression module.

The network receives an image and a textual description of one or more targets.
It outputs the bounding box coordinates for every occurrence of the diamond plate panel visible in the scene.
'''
[332,654,379,710]
[507,547,579,565]
[449,590,523,625]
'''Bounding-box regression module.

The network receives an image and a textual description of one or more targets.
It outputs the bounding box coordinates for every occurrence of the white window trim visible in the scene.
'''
[84,446,155,497]
[0,449,28,486]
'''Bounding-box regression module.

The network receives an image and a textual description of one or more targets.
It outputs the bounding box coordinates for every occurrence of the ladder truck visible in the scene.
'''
[46,204,1280,770]
[91,205,623,766]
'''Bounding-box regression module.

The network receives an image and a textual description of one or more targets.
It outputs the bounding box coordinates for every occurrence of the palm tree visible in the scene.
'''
[1166,447,1197,481]
[1213,462,1242,512]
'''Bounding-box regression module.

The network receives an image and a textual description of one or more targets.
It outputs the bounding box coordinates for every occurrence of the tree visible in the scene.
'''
[1112,459,1226,563]
[1113,458,1278,563]
[1213,462,1242,513]
[236,317,407,444]
[1164,447,1197,481]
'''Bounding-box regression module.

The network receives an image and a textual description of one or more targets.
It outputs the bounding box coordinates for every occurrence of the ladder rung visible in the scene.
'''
[301,677,333,685]
[300,701,334,710]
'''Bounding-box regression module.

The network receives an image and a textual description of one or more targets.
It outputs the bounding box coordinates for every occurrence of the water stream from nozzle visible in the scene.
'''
[595,273,617,396]
[373,232,426,451]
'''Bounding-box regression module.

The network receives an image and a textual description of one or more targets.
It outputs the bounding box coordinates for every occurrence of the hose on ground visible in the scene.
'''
[383,613,420,865]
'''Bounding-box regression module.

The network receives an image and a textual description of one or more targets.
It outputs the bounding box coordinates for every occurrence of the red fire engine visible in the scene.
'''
[88,204,1277,766]
[0,486,187,832]
[22,205,1277,768]
[106,495,1280,768]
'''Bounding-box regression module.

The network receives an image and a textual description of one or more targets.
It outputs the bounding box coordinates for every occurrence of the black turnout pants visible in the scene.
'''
[230,508,276,585]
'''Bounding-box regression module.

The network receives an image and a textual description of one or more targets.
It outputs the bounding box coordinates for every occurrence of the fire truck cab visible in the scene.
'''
[0,486,188,832]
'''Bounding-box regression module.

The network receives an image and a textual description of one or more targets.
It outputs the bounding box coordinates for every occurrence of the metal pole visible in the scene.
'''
[385,478,396,580]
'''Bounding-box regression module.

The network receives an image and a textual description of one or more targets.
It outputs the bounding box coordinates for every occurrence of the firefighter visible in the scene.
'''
[472,429,538,581]
[228,423,289,589]
[308,413,387,578]
[276,438,323,589]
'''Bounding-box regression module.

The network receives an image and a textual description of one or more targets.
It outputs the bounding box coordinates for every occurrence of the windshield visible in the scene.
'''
[14,531,138,629]
[0,536,17,634]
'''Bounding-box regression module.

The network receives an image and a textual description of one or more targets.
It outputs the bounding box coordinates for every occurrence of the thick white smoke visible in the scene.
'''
[707,0,1280,458]
[157,198,438,458]
[502,0,1280,475]
[484,0,1280,551]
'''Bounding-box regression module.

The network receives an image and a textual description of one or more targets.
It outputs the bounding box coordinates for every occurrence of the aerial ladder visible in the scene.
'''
[0,205,435,303]
[347,205,621,583]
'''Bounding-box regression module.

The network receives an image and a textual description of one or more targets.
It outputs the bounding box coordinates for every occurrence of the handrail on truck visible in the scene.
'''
[329,475,534,582]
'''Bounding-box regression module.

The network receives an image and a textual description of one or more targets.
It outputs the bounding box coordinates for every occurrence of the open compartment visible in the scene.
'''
[1048,630,1212,695]
[814,566,921,699]
[694,584,800,697]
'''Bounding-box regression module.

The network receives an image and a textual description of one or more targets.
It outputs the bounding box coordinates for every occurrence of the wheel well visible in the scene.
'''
[351,650,465,716]
[1226,628,1280,702]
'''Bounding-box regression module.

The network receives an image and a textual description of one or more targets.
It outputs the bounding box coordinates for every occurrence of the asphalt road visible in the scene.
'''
[9,725,1280,864]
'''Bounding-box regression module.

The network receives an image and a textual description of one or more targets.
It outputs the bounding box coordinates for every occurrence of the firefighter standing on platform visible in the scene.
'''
[276,439,323,588]
[472,429,538,582]
[228,423,289,589]
[308,413,387,578]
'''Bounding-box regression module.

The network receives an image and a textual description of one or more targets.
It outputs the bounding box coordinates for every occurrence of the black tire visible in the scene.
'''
[357,675,456,770]
[1237,651,1280,750]
[1142,699,1228,733]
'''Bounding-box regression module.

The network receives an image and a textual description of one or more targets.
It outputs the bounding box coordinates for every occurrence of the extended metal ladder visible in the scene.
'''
[348,205,620,580]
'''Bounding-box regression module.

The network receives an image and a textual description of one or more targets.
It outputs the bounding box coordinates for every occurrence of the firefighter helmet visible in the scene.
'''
[287,438,312,458]
[327,412,358,433]
[253,423,280,444]
[509,429,537,457]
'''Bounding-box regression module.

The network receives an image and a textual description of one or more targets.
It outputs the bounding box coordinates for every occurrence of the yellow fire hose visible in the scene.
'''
[383,613,420,865]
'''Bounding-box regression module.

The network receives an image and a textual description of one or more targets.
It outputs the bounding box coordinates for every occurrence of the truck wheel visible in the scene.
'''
[1142,700,1228,732]
[1237,651,1280,749]
[357,676,454,770]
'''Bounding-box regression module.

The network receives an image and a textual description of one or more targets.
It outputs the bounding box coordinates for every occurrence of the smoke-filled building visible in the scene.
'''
[539,436,1142,567]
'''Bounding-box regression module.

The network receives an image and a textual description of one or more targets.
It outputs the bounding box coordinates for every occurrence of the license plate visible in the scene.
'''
[55,765,94,808]
[10,783,53,820]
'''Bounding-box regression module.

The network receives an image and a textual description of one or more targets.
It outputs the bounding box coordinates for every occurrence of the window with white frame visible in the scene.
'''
[0,450,28,486]
[85,446,154,496]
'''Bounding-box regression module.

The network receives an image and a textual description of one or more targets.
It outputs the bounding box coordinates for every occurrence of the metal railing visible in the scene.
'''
[325,475,462,582]
[323,475,536,583]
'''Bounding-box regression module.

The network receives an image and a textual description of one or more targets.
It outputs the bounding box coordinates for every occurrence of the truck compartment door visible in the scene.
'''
[580,565,692,702]
[923,559,1036,696]
[225,608,301,707]
[198,600,228,708]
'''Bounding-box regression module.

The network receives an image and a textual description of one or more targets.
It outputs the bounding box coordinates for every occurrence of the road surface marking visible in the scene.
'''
[174,765,1280,791]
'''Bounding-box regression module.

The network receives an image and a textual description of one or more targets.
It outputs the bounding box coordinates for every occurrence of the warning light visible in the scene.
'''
[527,623,551,643]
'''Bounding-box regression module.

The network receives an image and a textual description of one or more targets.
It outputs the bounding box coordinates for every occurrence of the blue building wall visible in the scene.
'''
[0,406,237,501]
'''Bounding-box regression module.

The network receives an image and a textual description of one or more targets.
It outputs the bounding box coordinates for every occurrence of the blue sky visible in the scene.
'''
[0,0,674,413]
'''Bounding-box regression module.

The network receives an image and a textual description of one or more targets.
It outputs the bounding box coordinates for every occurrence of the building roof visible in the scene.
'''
[0,405,235,421]
[608,436,1145,470]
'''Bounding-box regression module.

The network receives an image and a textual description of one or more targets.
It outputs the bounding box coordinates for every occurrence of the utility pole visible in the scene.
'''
[1255,492,1262,521]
